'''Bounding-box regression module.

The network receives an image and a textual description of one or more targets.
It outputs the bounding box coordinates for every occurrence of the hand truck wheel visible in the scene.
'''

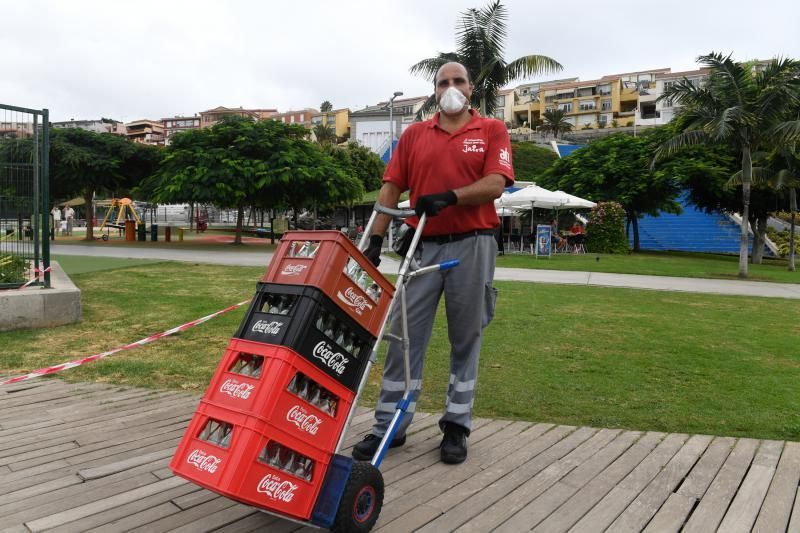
[331,461,383,532]
[102,234,109,241]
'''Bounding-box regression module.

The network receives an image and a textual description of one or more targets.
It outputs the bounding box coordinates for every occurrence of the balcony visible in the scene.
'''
[615,111,636,118]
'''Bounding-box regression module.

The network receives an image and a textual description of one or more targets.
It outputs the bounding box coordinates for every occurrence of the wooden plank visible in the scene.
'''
[24,476,187,532]
[681,437,759,533]
[1,474,84,505]
[676,436,736,499]
[641,492,696,533]
[123,495,240,533]
[531,432,664,533]
[78,448,176,480]
[0,440,79,466]
[0,471,162,526]
[82,502,182,533]
[753,441,800,533]
[209,511,284,533]
[717,439,783,533]
[788,488,800,533]
[486,429,623,533]
[566,433,687,533]
[605,434,712,533]
[47,483,200,533]
[467,431,641,532]
[168,503,264,533]
[172,488,221,510]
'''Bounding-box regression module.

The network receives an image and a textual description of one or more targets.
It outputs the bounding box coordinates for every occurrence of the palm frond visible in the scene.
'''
[505,55,563,82]
[414,94,438,121]
[697,52,750,108]
[476,0,507,58]
[772,120,800,145]
[409,54,460,82]
[650,130,708,169]
[725,166,773,188]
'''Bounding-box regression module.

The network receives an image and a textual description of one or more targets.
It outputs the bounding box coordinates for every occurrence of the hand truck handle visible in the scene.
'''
[371,203,417,219]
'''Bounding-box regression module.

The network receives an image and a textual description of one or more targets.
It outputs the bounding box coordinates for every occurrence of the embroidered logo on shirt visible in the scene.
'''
[499,147,511,168]
[462,138,486,153]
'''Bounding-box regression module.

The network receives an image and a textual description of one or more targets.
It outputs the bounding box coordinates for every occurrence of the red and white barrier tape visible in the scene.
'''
[0,299,251,386]
[18,266,52,289]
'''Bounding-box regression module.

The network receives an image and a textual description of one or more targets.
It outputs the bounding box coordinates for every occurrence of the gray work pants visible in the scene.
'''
[371,234,498,437]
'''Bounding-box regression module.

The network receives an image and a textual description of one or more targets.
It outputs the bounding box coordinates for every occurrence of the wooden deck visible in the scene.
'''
[1,379,798,532]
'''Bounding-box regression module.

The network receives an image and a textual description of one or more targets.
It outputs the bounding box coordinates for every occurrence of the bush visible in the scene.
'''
[0,254,28,285]
[766,227,800,257]
[586,201,628,254]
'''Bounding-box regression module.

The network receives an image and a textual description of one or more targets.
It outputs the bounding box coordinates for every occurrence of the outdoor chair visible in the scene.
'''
[568,234,586,254]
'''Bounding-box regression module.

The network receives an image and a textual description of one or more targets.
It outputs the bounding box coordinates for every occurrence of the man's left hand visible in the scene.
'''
[414,191,457,218]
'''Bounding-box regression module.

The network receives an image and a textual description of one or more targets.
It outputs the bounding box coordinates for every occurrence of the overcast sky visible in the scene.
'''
[2,0,799,123]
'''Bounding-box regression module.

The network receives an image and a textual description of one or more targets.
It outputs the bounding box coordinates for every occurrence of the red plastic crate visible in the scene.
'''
[230,426,331,520]
[170,402,329,521]
[203,338,355,452]
[262,231,394,336]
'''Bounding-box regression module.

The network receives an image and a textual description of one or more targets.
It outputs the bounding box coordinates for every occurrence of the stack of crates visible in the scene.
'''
[170,231,394,521]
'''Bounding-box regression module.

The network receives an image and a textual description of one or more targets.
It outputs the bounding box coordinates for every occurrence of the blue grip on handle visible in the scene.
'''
[440,259,460,270]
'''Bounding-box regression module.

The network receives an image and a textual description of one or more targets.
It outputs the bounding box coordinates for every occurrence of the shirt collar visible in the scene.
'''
[429,108,482,131]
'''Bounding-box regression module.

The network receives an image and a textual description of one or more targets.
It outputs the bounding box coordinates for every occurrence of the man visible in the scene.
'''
[51,206,61,237]
[63,205,75,236]
[352,62,514,464]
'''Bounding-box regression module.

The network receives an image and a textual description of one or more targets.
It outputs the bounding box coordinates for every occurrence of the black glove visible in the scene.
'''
[364,234,383,266]
[414,190,457,218]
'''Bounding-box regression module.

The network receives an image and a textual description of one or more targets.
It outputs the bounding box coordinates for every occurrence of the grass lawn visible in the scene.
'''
[496,250,800,284]
[2,258,799,441]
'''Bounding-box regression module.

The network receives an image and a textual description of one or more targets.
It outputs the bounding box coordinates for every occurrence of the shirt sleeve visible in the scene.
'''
[382,127,411,192]
[482,119,515,186]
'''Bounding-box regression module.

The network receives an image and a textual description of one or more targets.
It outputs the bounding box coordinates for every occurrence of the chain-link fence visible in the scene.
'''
[0,104,50,288]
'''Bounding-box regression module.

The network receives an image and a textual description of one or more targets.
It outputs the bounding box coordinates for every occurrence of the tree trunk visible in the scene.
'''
[789,188,797,272]
[234,204,244,245]
[630,212,640,252]
[269,210,276,245]
[189,202,194,230]
[738,146,752,278]
[751,215,767,264]
[480,96,487,117]
[83,190,94,241]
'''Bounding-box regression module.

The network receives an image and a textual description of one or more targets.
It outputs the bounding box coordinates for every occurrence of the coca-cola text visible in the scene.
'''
[286,405,322,435]
[256,474,298,502]
[187,449,222,473]
[312,341,349,375]
[251,320,283,336]
[336,286,373,315]
[219,379,255,400]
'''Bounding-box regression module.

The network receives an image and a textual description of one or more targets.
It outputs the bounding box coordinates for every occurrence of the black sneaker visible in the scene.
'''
[352,433,406,461]
[440,422,468,464]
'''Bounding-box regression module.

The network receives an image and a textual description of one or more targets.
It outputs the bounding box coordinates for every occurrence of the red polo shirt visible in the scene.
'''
[383,109,514,236]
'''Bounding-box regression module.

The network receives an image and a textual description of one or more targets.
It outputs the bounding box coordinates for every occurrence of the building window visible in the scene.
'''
[601,99,612,111]
[290,116,295,123]
[598,84,612,96]
[496,95,505,107]
[558,103,572,112]
[299,113,304,122]
[579,101,596,111]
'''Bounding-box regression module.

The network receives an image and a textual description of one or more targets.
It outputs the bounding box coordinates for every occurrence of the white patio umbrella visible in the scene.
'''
[497,185,569,237]
[554,191,596,209]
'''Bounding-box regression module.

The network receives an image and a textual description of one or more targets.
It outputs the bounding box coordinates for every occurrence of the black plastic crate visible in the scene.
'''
[235,283,374,391]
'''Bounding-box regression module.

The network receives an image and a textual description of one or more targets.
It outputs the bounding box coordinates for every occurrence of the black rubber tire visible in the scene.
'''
[102,234,109,241]
[331,462,384,533]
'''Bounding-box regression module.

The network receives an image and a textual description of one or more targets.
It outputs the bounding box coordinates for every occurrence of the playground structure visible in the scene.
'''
[97,198,141,231]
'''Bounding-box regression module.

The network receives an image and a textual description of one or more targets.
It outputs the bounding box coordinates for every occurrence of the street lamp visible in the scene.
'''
[387,91,403,160]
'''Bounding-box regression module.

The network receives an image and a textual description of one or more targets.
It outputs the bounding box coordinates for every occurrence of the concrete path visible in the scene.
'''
[51,244,800,300]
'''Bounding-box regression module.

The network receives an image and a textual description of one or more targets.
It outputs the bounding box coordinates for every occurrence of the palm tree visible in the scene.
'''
[320,100,333,112]
[653,52,800,278]
[312,123,336,145]
[727,147,800,271]
[410,1,562,119]
[540,109,574,139]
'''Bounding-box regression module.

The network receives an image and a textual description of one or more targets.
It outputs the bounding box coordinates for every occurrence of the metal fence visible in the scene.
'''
[0,104,50,288]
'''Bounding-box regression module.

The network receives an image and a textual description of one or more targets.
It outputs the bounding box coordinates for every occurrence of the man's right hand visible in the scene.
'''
[364,234,383,267]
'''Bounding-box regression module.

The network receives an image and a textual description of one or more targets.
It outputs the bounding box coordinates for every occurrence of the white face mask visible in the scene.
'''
[438,86,467,114]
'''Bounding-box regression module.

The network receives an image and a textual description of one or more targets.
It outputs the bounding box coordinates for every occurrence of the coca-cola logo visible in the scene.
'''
[256,474,298,502]
[312,341,349,375]
[219,379,254,400]
[187,449,222,473]
[286,405,322,435]
[281,264,307,276]
[251,320,283,336]
[336,286,374,315]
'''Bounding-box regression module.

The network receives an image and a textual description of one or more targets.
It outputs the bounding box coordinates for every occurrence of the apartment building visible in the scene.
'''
[310,108,350,139]
[162,115,201,144]
[199,106,278,128]
[349,96,428,155]
[271,108,318,127]
[511,77,579,127]
[51,118,125,135]
[124,119,165,145]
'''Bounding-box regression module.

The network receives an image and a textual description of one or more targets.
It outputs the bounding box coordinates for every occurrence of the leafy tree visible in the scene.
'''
[312,123,336,145]
[410,1,562,118]
[510,142,557,182]
[586,201,628,253]
[47,128,160,240]
[539,129,719,251]
[540,109,573,139]
[320,100,333,113]
[654,52,800,277]
[149,116,362,243]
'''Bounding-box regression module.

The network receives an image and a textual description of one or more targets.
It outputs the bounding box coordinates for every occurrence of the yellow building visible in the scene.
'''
[509,69,670,130]
[311,108,350,139]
